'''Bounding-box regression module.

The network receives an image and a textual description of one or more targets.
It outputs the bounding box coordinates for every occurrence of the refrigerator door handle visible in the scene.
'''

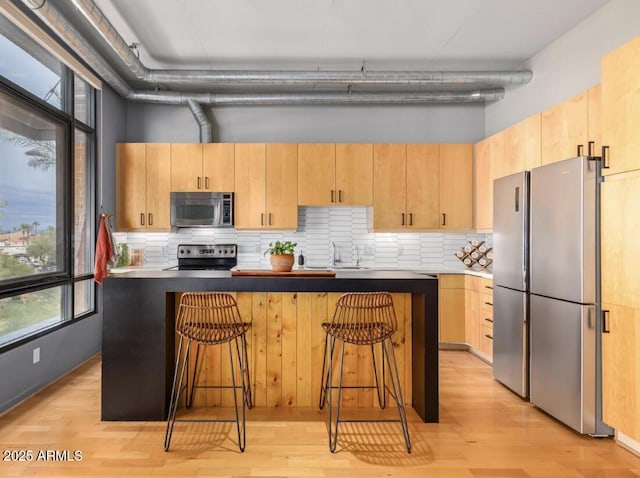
[515,187,520,212]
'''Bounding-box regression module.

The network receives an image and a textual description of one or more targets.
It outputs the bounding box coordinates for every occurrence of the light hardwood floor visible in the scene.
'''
[1,351,639,477]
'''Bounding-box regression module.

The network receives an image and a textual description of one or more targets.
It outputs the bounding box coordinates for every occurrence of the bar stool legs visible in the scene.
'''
[322,336,411,453]
[318,293,412,455]
[164,332,252,452]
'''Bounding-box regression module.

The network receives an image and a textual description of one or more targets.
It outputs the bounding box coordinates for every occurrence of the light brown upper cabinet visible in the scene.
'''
[474,131,503,232]
[372,144,440,230]
[439,144,473,230]
[502,113,541,177]
[372,143,471,231]
[116,143,171,231]
[372,144,408,230]
[602,36,640,176]
[406,144,440,228]
[171,143,234,192]
[298,143,373,206]
[234,143,297,229]
[541,91,588,165]
[297,143,335,205]
[335,143,373,205]
[587,84,602,155]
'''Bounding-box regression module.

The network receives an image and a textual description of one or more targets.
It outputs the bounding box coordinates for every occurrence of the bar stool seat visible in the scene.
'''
[164,292,252,452]
[319,292,411,453]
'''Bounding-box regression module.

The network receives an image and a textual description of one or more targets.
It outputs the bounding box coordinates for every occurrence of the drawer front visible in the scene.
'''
[479,323,494,359]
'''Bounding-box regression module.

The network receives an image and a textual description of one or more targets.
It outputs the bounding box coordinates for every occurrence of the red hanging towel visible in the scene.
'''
[94,215,114,284]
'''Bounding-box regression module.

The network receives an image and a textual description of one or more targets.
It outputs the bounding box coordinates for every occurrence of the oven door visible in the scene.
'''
[170,192,233,228]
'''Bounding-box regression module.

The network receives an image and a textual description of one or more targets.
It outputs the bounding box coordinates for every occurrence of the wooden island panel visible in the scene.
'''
[177,292,412,409]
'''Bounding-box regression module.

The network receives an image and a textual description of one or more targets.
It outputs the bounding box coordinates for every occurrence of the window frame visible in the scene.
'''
[0,64,97,352]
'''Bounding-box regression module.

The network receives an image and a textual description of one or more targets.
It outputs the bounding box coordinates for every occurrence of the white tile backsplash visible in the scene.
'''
[113,207,492,272]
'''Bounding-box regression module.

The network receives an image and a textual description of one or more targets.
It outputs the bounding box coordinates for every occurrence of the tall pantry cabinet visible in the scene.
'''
[600,35,640,443]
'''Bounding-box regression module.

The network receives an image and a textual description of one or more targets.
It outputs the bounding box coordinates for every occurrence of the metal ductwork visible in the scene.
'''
[17,0,532,141]
[186,98,212,143]
[66,0,532,89]
[131,89,505,105]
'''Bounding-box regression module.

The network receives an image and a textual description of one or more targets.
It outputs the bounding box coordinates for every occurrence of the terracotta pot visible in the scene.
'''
[270,254,294,272]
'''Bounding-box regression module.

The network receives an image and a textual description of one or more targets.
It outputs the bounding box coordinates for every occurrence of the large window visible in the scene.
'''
[0,15,96,349]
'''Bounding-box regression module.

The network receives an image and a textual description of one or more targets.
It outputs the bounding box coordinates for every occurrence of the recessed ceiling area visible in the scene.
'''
[92,0,609,70]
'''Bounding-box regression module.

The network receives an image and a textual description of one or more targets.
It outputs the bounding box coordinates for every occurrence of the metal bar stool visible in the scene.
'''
[164,292,252,452]
[319,292,411,453]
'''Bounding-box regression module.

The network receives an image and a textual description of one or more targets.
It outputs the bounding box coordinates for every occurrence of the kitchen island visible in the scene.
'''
[101,270,438,422]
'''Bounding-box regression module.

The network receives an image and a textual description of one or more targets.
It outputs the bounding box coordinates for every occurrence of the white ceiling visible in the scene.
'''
[91,0,610,71]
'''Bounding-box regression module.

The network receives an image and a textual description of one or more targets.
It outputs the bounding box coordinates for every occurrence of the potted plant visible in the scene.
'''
[264,240,297,272]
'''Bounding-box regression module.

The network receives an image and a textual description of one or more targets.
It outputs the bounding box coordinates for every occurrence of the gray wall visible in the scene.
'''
[0,84,126,414]
[486,0,640,135]
[125,103,486,143]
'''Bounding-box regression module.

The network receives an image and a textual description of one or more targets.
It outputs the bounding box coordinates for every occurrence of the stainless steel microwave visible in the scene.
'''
[170,192,234,228]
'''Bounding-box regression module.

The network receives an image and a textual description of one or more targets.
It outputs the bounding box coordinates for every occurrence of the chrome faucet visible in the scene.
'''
[329,241,336,267]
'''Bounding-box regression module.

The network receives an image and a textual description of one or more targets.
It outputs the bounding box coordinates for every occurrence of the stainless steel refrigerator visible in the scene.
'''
[492,171,529,399]
[529,156,611,436]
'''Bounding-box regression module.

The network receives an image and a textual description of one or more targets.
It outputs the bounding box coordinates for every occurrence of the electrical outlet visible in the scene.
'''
[32,347,40,364]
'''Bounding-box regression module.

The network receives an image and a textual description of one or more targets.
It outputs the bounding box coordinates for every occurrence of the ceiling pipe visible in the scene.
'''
[186,98,212,143]
[17,0,512,144]
[130,89,505,105]
[66,0,532,89]
[18,0,133,97]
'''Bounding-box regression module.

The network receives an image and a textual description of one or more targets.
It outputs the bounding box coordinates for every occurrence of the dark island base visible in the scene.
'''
[101,272,439,423]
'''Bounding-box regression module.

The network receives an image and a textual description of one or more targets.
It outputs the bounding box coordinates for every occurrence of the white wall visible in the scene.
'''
[486,0,640,135]
[125,103,486,143]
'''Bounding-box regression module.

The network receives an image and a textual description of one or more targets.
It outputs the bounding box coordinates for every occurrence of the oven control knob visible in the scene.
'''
[179,248,184,255]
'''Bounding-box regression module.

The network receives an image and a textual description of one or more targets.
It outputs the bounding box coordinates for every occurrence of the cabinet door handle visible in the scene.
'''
[602,309,610,333]
[485,301,493,306]
[269,213,272,226]
[148,213,153,226]
[442,213,446,226]
[601,145,609,169]
[577,144,584,156]
[261,213,264,226]
[401,213,405,226]
[330,190,335,203]
[484,334,493,340]
[484,285,494,290]
[140,213,145,226]
[587,141,594,157]
[197,176,202,189]
[205,176,209,189]
[409,213,413,226]
[338,190,343,203]
[485,318,493,323]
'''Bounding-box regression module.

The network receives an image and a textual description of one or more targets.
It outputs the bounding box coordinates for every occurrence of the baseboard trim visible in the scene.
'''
[616,431,640,457]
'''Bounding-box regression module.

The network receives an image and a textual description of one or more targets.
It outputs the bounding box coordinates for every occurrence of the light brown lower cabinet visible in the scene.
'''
[439,274,493,363]
[173,292,412,409]
[601,302,640,440]
[439,275,466,343]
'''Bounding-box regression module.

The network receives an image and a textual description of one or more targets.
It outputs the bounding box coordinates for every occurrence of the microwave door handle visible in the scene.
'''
[214,199,222,224]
